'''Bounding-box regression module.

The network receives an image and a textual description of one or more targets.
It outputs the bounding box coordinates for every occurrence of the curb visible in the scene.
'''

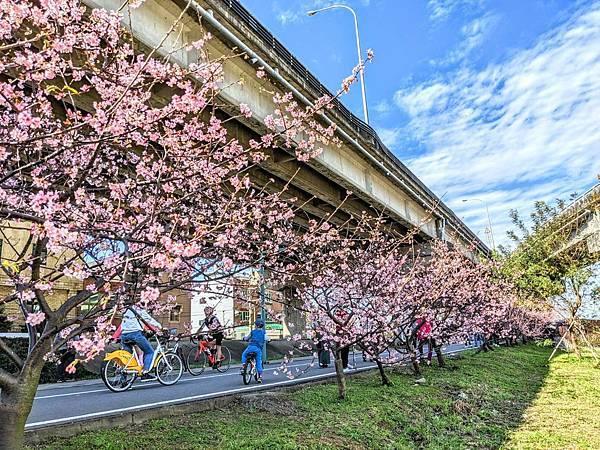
[24,365,374,445]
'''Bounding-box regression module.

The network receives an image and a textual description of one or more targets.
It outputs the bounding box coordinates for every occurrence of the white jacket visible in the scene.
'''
[121,307,162,334]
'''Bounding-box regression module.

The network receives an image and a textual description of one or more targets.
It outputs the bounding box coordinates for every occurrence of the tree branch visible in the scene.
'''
[0,337,24,369]
[0,367,18,391]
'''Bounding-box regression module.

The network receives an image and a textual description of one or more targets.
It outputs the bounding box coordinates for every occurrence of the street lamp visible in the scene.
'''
[307,4,370,124]
[462,198,496,251]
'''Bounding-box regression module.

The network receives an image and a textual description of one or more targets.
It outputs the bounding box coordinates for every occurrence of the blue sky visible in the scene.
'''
[239,0,600,248]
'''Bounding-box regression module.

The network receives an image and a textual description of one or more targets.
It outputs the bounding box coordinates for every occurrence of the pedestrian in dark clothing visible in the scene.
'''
[55,348,76,382]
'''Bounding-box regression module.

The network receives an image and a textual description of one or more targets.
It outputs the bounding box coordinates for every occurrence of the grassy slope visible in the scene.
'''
[30,345,599,450]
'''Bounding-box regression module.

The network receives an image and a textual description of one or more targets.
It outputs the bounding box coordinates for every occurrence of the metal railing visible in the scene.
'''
[559,183,600,216]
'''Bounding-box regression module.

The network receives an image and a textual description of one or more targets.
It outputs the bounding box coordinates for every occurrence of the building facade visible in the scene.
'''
[190,274,292,340]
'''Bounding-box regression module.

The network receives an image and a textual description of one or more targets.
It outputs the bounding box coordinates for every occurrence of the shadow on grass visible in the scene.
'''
[501,347,600,449]
[285,344,554,449]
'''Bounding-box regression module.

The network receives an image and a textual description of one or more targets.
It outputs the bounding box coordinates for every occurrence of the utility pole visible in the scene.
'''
[259,259,268,363]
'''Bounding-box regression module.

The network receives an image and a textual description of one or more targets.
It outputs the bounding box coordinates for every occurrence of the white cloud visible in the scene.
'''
[394,82,451,115]
[374,99,392,115]
[277,9,301,25]
[427,0,484,22]
[435,13,499,66]
[274,0,367,26]
[377,127,402,148]
[395,3,600,246]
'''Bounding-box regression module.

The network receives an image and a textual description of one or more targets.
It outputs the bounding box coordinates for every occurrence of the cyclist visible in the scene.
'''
[197,306,224,368]
[240,318,269,383]
[120,306,163,381]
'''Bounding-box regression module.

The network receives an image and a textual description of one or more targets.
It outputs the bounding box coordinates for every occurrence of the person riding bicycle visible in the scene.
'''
[120,306,163,381]
[197,306,224,368]
[240,318,269,383]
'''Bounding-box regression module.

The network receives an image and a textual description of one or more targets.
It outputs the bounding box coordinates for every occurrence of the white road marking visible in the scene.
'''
[33,360,319,400]
[35,388,108,399]
[26,365,376,429]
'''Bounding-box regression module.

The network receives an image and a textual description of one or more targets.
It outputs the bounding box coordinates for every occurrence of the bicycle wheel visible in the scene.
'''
[216,346,231,373]
[101,359,136,393]
[186,347,207,376]
[242,359,254,385]
[156,352,183,386]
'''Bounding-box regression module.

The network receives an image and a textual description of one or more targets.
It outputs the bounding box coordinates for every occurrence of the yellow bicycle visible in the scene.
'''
[101,330,183,392]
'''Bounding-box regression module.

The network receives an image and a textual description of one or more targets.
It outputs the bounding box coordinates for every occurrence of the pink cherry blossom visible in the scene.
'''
[239,103,252,118]
[25,312,46,327]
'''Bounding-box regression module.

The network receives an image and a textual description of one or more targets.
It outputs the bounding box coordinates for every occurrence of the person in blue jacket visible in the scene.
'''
[240,318,269,383]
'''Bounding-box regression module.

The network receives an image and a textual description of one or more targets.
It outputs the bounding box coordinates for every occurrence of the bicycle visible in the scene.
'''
[185,334,231,376]
[101,330,183,392]
[241,351,261,385]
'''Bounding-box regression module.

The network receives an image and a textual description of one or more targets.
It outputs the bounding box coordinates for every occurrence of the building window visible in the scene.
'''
[77,293,104,315]
[170,305,182,323]
[239,311,250,322]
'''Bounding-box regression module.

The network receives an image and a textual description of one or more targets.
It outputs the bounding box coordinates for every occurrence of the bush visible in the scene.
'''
[0,305,12,332]
[536,338,555,348]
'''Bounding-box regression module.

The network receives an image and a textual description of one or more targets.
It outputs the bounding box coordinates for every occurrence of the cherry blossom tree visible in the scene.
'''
[387,241,550,373]
[275,215,419,397]
[0,0,347,446]
[280,217,551,397]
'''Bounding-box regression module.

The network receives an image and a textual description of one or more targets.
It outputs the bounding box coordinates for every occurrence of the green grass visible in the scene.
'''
[502,349,600,449]
[29,345,600,450]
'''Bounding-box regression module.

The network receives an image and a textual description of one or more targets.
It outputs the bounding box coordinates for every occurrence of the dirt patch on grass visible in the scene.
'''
[235,392,299,416]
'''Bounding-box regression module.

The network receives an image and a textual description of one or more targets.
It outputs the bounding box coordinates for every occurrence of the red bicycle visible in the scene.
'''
[185,335,231,376]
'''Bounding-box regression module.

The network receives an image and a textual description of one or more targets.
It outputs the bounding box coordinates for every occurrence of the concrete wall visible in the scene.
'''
[0,221,83,329]
[191,282,234,334]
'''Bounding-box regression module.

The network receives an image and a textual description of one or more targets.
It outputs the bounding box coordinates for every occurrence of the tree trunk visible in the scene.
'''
[375,359,392,386]
[0,402,28,450]
[434,343,445,368]
[0,335,47,449]
[334,349,347,400]
[0,374,41,450]
[409,350,421,375]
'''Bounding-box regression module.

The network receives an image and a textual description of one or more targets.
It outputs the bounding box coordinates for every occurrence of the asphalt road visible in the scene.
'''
[25,343,470,430]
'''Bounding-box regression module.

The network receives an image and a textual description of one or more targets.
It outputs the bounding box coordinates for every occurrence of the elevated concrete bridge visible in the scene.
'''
[86,0,489,256]
[552,183,600,259]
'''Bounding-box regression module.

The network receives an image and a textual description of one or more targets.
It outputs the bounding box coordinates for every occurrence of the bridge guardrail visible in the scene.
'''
[215,0,489,253]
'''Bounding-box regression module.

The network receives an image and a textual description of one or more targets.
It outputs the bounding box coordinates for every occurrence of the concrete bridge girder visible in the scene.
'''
[86,0,446,242]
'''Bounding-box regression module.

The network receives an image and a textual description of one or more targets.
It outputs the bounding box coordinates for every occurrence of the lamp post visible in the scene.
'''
[462,198,496,251]
[307,4,370,124]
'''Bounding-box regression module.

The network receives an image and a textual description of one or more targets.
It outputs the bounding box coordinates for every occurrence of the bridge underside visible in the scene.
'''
[81,0,488,258]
